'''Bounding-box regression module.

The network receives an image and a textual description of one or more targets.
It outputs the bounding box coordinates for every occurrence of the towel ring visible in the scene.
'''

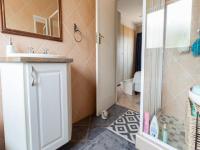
[74,24,82,42]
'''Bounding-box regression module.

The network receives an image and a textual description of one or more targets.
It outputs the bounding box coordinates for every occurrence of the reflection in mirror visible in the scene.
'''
[33,15,48,35]
[49,10,59,37]
[1,0,62,41]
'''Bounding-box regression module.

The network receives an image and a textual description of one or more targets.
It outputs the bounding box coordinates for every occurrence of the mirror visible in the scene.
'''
[0,0,62,41]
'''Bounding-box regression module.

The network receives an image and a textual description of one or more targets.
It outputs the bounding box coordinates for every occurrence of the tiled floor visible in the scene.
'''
[59,105,136,150]
[117,83,140,112]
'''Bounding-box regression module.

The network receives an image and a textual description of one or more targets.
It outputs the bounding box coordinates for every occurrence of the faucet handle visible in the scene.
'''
[42,48,49,54]
[28,47,35,53]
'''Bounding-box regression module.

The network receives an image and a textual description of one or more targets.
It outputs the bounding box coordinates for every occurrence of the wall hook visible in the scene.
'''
[74,23,82,42]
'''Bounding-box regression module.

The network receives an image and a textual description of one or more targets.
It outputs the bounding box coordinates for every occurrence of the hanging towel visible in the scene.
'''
[192,38,200,56]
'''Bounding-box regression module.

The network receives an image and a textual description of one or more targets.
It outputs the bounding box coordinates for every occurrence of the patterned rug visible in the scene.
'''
[107,110,140,144]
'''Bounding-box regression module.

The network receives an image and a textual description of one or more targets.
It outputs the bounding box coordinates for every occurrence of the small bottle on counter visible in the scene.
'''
[6,37,16,55]
[162,123,168,143]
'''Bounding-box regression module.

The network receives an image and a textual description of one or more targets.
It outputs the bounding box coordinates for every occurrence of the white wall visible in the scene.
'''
[116,12,135,83]
[116,12,124,84]
[120,13,135,29]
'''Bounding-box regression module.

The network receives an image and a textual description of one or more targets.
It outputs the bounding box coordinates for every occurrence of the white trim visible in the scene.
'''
[136,133,171,150]
[49,10,59,19]
[136,134,166,150]
[96,0,100,116]
[141,133,177,150]
[48,10,59,36]
[33,15,48,35]
[139,0,146,134]
[115,1,118,104]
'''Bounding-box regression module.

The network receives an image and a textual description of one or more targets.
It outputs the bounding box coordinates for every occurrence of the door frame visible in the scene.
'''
[95,0,100,116]
[96,0,147,117]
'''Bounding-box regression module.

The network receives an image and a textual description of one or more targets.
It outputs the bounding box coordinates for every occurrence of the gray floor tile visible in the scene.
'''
[58,105,135,150]
[87,127,106,140]
[91,105,128,127]
[71,126,89,141]
[83,130,135,150]
[74,117,91,127]
[59,141,86,150]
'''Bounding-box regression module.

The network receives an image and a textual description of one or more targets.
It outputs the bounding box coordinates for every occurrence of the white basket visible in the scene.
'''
[186,88,200,150]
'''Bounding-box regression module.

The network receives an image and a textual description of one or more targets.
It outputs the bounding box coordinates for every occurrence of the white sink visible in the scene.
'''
[7,53,63,58]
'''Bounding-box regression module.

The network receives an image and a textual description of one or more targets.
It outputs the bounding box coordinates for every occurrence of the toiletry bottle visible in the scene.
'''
[162,124,168,143]
[191,102,197,117]
[150,116,159,138]
[144,112,150,134]
[6,37,16,55]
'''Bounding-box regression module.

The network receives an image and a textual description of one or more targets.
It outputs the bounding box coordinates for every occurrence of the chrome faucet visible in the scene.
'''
[28,47,35,53]
[28,47,49,54]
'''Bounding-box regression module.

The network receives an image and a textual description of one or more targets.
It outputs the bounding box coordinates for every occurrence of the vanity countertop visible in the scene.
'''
[0,56,73,63]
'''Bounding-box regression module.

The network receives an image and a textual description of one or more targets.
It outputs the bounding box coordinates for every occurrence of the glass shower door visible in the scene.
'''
[141,0,194,149]
[142,0,165,127]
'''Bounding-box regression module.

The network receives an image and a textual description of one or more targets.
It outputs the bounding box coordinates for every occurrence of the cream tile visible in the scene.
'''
[116,84,140,112]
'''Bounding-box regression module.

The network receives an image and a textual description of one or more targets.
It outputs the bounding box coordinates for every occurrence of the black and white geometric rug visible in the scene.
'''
[107,110,140,144]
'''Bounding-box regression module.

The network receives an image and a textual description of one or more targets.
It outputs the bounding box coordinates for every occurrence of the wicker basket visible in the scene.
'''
[186,99,200,150]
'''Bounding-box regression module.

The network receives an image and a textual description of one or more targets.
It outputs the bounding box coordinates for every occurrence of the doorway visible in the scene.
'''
[96,0,143,115]
[95,0,143,146]
[116,0,143,112]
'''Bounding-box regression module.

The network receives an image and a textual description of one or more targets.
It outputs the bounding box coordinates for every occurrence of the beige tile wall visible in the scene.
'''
[0,0,96,148]
[116,22,135,82]
[162,0,200,122]
[190,0,200,44]
[123,25,135,79]
[162,48,200,121]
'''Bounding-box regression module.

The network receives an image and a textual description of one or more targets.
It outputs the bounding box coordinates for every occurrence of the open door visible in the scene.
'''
[96,0,116,116]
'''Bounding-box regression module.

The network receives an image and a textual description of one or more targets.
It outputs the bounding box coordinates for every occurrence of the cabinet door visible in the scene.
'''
[25,63,71,150]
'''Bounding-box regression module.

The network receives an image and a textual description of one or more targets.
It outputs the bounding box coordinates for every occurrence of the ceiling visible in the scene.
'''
[117,0,143,27]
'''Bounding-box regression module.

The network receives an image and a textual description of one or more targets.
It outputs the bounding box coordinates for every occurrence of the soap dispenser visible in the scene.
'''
[150,116,159,138]
[6,37,16,55]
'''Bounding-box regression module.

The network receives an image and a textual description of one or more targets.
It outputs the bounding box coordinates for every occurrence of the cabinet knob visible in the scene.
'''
[31,66,37,86]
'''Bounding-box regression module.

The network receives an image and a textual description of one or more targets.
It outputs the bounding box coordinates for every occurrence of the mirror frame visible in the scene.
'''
[0,0,62,42]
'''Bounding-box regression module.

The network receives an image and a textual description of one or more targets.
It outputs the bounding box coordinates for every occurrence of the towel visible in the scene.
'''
[192,39,200,56]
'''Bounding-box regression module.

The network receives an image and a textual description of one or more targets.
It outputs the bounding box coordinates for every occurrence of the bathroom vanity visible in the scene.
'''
[0,55,73,150]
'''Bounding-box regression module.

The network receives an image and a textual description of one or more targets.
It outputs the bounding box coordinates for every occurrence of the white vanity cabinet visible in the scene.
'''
[0,58,73,150]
